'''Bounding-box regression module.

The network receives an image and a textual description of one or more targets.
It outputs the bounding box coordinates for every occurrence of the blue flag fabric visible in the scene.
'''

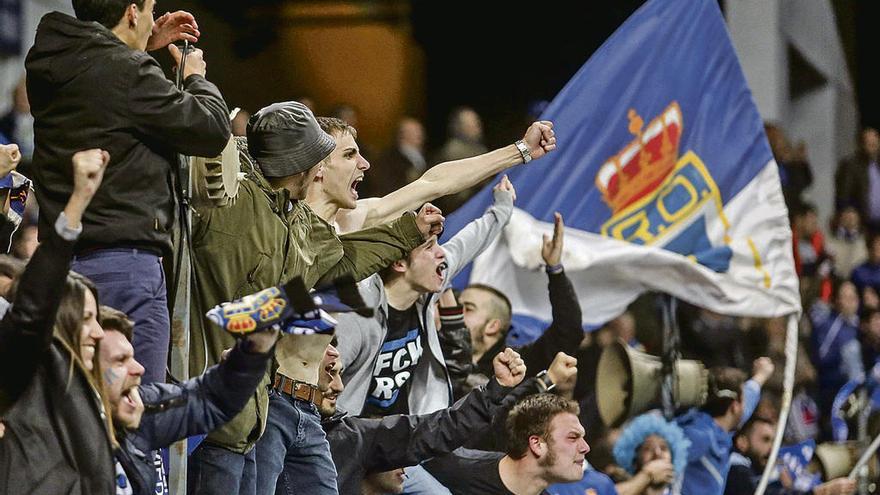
[445,0,800,340]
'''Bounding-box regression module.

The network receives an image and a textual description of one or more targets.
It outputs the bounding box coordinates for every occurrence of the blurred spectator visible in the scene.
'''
[725,417,856,495]
[859,308,880,375]
[765,123,812,209]
[676,364,768,495]
[1,141,25,252]
[297,95,316,112]
[850,233,880,296]
[230,108,250,137]
[433,106,487,164]
[792,203,833,303]
[679,305,746,369]
[431,106,490,213]
[10,222,36,260]
[809,281,862,430]
[607,311,643,351]
[610,414,688,495]
[0,77,34,166]
[825,207,869,279]
[369,117,427,197]
[0,254,23,298]
[835,127,880,233]
[330,102,359,128]
[330,102,373,159]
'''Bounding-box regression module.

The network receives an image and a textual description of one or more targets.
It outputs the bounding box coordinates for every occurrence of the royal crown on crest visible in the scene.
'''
[595,102,682,215]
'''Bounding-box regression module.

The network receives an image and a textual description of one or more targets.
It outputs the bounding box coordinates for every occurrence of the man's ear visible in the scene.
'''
[528,435,546,458]
[391,259,408,274]
[734,434,748,453]
[313,165,324,182]
[483,319,503,338]
[126,3,139,29]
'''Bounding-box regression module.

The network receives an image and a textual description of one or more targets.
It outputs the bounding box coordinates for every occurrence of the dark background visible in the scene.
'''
[177,0,878,150]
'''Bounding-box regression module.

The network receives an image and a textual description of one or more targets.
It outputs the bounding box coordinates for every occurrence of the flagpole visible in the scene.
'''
[755,313,798,495]
[659,294,680,420]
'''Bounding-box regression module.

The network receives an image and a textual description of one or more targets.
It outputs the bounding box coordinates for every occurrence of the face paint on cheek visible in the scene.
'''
[103,367,120,385]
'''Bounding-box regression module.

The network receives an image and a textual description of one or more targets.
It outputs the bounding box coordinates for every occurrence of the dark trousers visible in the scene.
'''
[255,390,338,495]
[188,443,256,495]
[72,248,169,384]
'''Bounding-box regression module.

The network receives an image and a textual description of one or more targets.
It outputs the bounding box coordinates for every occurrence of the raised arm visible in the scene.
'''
[517,214,585,375]
[362,348,526,472]
[137,330,279,450]
[441,177,515,281]
[128,46,230,158]
[0,149,107,409]
[345,121,556,231]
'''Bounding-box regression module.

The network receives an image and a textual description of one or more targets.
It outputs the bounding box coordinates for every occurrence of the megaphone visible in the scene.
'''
[190,135,243,208]
[812,441,879,483]
[596,340,708,428]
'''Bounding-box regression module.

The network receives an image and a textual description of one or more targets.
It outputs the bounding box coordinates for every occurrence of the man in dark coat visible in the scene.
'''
[25,0,230,384]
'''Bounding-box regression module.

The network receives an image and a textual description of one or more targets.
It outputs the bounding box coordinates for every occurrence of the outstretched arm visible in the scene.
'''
[440,176,516,281]
[342,121,556,231]
[361,349,526,472]
[317,204,443,286]
[137,330,278,450]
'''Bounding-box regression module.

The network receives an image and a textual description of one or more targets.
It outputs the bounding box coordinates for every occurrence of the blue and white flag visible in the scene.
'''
[446,0,801,339]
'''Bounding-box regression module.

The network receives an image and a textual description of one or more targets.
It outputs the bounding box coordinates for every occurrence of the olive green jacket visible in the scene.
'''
[189,139,424,453]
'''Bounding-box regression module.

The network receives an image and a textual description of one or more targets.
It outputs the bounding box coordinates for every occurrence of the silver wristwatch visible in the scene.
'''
[535,370,556,392]
[515,140,532,164]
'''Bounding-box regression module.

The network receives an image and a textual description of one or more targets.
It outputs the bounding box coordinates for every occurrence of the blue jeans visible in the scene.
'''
[72,248,169,384]
[188,443,256,495]
[255,390,338,495]
[401,464,452,495]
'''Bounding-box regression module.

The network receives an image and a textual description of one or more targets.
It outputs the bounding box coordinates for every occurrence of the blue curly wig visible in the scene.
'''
[612,413,691,476]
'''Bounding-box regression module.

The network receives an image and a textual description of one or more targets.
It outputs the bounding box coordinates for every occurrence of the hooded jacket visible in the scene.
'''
[25,12,230,255]
[189,138,427,453]
[335,188,514,416]
[0,221,115,495]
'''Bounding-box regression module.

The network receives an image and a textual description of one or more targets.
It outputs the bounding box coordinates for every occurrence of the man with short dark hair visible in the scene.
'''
[26,0,231,385]
[454,213,584,397]
[725,417,856,495]
[676,359,774,495]
[835,127,880,233]
[97,305,279,495]
[334,176,516,418]
[426,393,590,495]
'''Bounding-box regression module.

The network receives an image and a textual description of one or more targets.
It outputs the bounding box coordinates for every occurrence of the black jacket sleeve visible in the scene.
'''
[517,270,584,377]
[1,213,17,254]
[437,305,488,400]
[127,54,231,158]
[134,338,272,450]
[0,225,74,410]
[355,379,513,473]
